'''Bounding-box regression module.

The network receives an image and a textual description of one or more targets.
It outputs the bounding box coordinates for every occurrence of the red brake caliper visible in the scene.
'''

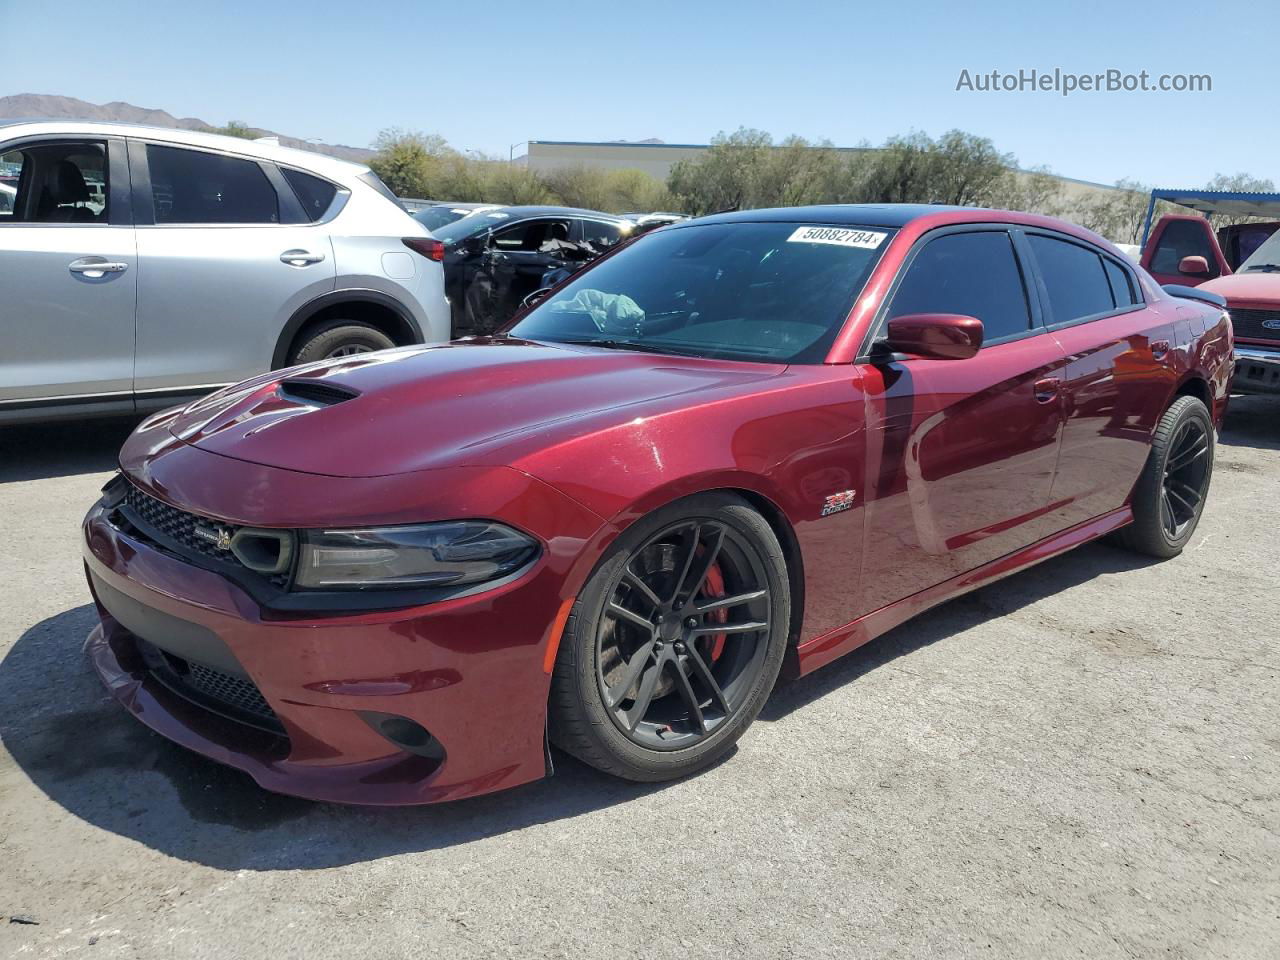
[701,562,729,662]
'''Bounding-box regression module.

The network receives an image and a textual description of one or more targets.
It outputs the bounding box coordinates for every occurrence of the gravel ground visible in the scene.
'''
[1,396,1277,960]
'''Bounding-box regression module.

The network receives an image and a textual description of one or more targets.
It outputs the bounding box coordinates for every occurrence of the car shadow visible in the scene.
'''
[4,539,1157,872]
[1219,394,1280,451]
[0,416,141,483]
[0,604,690,871]
[759,539,1160,722]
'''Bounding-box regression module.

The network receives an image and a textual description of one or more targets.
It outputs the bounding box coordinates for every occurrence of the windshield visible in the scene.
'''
[433,209,517,244]
[509,221,892,363]
[1238,228,1280,272]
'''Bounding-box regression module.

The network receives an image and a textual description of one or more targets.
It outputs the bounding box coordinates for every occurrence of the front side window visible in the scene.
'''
[146,144,278,224]
[1029,235,1115,324]
[511,221,892,363]
[888,231,1031,342]
[0,142,108,223]
[1150,219,1220,277]
[493,219,570,252]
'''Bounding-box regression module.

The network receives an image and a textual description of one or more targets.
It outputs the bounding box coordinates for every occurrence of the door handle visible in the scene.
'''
[280,249,325,267]
[68,257,128,277]
[1034,377,1061,403]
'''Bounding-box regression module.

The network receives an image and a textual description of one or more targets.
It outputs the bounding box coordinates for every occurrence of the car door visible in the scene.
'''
[0,135,136,413]
[1026,230,1175,527]
[1141,215,1229,287]
[858,227,1067,614]
[463,217,572,333]
[130,140,337,400]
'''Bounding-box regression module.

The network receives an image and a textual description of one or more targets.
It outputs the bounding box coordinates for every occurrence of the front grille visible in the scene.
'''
[1230,307,1280,343]
[185,661,276,722]
[119,484,291,588]
[137,639,284,734]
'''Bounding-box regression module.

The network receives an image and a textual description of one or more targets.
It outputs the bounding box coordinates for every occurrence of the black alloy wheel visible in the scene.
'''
[597,518,771,750]
[1120,394,1215,558]
[549,493,790,782]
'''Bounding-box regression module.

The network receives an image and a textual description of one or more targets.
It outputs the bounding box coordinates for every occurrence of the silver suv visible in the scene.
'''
[0,121,449,425]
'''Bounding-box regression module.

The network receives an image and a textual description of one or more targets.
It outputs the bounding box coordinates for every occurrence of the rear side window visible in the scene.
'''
[147,145,279,224]
[1029,235,1114,324]
[1150,219,1220,277]
[1104,258,1137,307]
[888,231,1031,342]
[282,168,338,221]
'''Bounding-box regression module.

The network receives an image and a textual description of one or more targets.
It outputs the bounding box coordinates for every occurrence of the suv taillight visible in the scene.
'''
[403,237,445,262]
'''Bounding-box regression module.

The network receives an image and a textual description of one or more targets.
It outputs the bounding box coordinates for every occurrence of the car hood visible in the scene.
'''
[1199,272,1280,304]
[167,339,784,478]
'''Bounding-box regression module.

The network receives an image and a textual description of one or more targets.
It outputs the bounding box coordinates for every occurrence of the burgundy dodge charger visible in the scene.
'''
[82,205,1233,804]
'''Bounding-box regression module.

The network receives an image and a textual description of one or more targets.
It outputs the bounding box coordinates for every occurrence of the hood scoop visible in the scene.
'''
[277,379,360,407]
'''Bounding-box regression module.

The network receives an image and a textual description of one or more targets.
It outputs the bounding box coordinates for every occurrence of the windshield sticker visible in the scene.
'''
[787,226,886,249]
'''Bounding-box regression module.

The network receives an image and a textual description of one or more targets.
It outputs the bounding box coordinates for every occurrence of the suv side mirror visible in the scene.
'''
[884,313,984,360]
[1178,255,1211,276]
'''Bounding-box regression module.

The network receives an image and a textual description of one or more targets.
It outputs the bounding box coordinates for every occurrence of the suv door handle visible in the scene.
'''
[1034,377,1061,403]
[69,257,128,277]
[280,249,325,267]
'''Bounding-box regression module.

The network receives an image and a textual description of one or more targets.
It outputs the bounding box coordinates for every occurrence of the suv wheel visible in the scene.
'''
[288,320,396,365]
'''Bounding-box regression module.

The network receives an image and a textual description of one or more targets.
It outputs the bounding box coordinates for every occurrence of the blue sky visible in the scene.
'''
[3,0,1271,186]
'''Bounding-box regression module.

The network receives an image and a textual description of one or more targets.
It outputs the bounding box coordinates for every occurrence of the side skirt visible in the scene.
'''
[795,507,1133,676]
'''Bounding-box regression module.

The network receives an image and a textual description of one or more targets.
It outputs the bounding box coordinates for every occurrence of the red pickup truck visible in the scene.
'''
[1142,214,1280,394]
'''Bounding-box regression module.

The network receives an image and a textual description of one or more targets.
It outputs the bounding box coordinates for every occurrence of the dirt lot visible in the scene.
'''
[1,397,1277,960]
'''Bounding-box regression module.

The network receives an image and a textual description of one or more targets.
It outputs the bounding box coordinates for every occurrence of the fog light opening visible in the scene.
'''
[360,712,446,764]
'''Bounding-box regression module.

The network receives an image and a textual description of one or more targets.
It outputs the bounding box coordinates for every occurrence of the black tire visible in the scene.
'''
[549,492,790,782]
[288,320,396,365]
[1118,394,1215,558]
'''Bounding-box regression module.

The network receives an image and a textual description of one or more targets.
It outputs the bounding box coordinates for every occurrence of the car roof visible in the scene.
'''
[488,205,630,221]
[0,119,367,180]
[688,204,977,229]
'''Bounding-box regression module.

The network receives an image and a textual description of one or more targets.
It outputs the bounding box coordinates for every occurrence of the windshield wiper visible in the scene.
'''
[1244,263,1280,272]
[550,337,690,356]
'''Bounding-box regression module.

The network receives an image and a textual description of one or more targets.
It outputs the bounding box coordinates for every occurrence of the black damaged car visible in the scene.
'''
[432,206,635,335]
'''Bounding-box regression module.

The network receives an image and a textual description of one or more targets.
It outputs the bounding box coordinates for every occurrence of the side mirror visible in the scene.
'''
[884,313,983,360]
[1178,255,1210,276]
[522,287,552,309]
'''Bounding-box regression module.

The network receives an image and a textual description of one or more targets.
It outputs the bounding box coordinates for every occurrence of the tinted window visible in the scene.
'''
[147,145,278,224]
[1104,258,1136,307]
[1029,235,1114,323]
[888,231,1030,342]
[579,219,632,254]
[282,168,337,220]
[492,219,570,252]
[0,142,108,223]
[511,221,891,364]
[1150,219,1220,277]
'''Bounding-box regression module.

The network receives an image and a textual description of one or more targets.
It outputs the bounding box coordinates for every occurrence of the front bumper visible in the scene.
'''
[82,488,591,805]
[1234,345,1280,395]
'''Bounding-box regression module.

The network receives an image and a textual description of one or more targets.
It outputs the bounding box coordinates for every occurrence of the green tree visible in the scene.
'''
[209,120,255,140]
[368,128,453,199]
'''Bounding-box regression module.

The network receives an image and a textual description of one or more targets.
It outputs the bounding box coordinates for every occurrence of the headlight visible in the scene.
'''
[295,522,538,591]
